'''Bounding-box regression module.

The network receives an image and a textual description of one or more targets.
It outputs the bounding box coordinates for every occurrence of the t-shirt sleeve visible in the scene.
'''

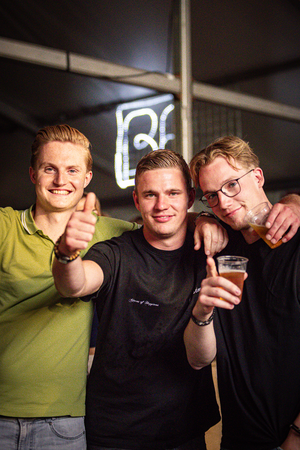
[81,241,118,303]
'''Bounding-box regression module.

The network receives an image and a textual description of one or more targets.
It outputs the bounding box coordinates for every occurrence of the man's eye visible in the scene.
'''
[206,193,217,201]
[45,167,55,173]
[226,180,238,190]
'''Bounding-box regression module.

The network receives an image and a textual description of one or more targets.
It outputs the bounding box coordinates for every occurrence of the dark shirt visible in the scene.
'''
[83,228,220,450]
[215,224,300,450]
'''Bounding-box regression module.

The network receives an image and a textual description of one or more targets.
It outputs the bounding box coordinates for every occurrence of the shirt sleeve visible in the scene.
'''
[81,240,119,302]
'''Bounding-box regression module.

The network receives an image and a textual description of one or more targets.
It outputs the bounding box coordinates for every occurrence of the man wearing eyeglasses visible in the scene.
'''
[185,136,300,450]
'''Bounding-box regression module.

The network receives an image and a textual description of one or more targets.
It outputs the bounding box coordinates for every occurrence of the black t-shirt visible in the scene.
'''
[83,228,220,449]
[215,224,300,450]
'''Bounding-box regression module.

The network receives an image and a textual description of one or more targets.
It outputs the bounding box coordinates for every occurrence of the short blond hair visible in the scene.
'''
[190,136,259,187]
[31,124,93,171]
[134,149,192,193]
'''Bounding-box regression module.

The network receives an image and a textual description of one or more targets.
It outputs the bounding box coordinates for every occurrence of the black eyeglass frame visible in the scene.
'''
[200,168,255,208]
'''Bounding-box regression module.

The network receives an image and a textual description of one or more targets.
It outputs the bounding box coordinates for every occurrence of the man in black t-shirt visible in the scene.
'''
[52,150,221,450]
[187,136,300,450]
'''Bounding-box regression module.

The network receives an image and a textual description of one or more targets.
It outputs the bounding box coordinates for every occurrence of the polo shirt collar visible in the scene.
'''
[21,205,39,235]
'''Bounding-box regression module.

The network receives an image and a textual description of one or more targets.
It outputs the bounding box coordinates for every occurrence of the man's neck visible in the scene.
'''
[32,205,74,243]
[241,227,261,244]
[142,226,187,251]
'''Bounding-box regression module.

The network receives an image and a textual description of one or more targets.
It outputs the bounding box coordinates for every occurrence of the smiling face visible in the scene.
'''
[198,156,267,234]
[29,141,92,214]
[133,168,195,250]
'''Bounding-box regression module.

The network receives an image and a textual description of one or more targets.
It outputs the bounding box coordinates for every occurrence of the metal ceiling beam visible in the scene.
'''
[192,82,300,122]
[1,37,300,123]
[68,52,181,92]
[0,37,66,69]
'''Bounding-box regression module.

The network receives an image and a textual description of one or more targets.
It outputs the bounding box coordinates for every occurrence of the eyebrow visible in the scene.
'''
[38,162,82,170]
[203,175,240,195]
[141,188,183,195]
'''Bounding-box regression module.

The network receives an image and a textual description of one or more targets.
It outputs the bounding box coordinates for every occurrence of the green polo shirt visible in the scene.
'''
[0,206,137,417]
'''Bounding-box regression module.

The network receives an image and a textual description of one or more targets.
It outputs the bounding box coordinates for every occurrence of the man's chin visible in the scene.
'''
[48,202,76,213]
[232,222,250,232]
[223,217,248,231]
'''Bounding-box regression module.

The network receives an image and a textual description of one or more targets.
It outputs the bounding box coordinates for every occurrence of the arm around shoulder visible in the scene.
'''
[267,193,300,244]
[278,193,300,221]
[279,193,300,209]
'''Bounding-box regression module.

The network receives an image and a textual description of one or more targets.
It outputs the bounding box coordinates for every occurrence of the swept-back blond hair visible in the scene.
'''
[190,136,259,187]
[31,124,93,171]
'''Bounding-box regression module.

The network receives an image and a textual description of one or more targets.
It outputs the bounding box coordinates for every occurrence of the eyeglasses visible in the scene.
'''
[200,169,254,208]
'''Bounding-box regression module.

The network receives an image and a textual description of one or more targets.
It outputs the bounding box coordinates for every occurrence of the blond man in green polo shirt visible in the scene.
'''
[0,124,138,450]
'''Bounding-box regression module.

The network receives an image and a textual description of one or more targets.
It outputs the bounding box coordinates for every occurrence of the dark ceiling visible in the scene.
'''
[0,0,300,219]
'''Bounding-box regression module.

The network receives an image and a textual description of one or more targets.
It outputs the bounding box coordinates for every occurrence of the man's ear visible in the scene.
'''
[188,188,196,209]
[253,167,265,188]
[132,190,141,212]
[84,171,93,188]
[29,167,36,184]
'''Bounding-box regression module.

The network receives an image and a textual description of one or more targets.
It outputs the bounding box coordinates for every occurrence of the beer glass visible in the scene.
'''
[244,202,282,249]
[217,255,248,300]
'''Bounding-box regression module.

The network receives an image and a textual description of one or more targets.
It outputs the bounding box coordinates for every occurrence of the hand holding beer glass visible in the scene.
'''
[244,202,283,249]
[217,256,248,300]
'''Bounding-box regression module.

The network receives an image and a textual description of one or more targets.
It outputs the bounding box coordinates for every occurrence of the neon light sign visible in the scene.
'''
[115,94,175,189]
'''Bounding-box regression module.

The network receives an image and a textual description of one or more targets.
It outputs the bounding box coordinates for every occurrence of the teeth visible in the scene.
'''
[51,190,69,195]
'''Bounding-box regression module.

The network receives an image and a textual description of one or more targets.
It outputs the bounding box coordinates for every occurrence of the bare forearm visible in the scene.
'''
[52,197,102,298]
[279,193,300,208]
[52,257,89,298]
[184,311,217,370]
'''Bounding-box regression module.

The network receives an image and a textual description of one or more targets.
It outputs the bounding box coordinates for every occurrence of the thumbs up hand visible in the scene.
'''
[82,192,97,215]
[58,192,98,256]
[206,256,218,278]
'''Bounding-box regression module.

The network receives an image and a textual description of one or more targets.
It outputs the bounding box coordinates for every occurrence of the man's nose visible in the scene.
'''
[54,171,67,185]
[217,191,232,209]
[155,195,168,209]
